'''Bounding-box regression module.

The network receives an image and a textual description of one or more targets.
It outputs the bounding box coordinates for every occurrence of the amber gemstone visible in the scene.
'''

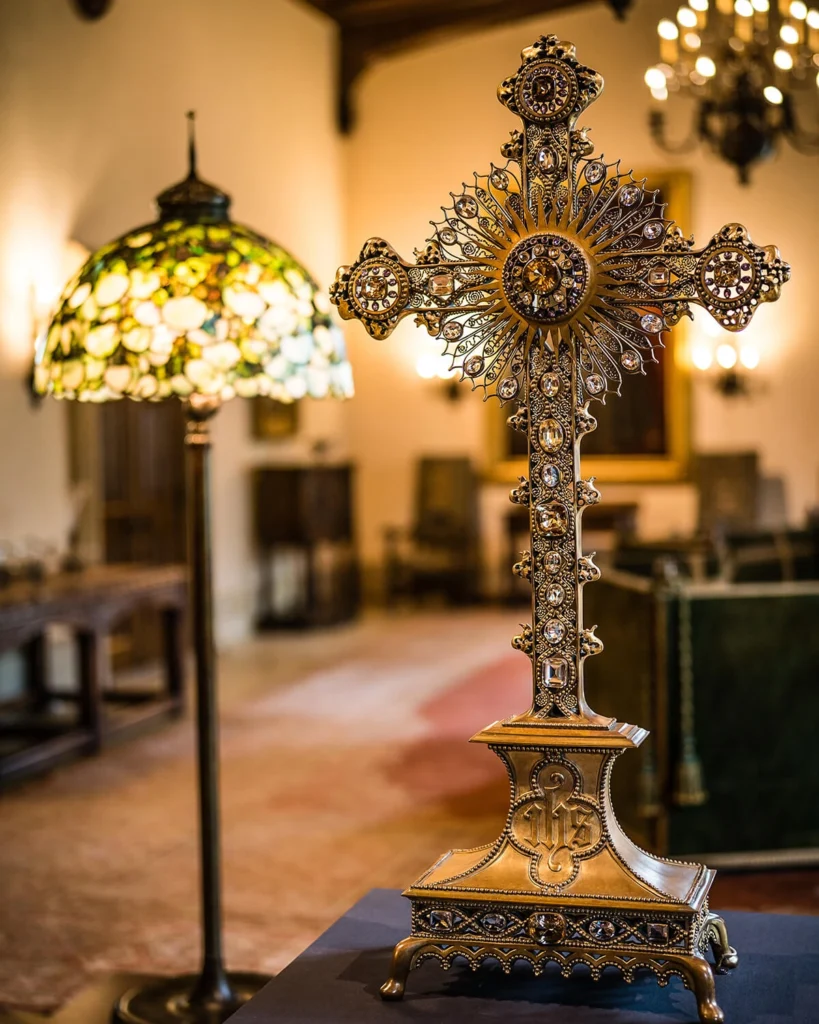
[713,261,741,287]
[361,274,387,300]
[428,273,454,297]
[536,501,568,536]
[523,258,562,297]
[648,265,670,287]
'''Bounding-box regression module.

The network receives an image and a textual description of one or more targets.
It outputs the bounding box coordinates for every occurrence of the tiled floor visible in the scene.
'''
[0,609,816,1015]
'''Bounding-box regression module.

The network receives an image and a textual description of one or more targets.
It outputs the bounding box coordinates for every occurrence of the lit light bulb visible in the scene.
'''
[691,0,709,9]
[816,69,819,85]
[808,8,819,27]
[416,353,438,379]
[678,5,699,26]
[765,84,784,102]
[692,343,714,370]
[780,23,800,43]
[645,66,669,89]
[696,55,718,75]
[683,30,702,47]
[791,0,808,17]
[774,47,795,68]
[752,0,770,11]
[651,85,670,100]
[739,345,760,369]
[734,0,754,15]
[716,343,739,369]
[658,17,681,37]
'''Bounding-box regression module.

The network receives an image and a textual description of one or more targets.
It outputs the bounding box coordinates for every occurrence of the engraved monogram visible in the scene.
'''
[509,761,602,887]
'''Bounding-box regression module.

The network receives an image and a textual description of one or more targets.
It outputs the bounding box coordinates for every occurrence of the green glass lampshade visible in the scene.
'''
[34,120,353,405]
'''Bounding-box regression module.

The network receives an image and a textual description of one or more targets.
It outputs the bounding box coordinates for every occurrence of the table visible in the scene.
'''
[0,564,187,786]
[230,889,819,1023]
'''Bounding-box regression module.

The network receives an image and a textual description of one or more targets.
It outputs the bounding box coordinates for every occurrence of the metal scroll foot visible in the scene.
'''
[380,937,427,1001]
[705,912,739,974]
[681,956,724,1024]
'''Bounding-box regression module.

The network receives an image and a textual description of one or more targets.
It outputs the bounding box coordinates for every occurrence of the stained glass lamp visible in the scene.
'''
[34,114,353,1024]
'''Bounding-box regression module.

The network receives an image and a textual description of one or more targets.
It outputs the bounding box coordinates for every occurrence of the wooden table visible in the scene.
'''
[0,565,187,786]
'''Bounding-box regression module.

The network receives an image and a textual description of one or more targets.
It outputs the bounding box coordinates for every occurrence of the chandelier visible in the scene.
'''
[645,0,819,182]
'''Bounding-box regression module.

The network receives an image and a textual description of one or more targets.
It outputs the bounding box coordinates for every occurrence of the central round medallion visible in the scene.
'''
[503,233,591,325]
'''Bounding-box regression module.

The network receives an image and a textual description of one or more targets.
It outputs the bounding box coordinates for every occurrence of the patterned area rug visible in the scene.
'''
[0,610,529,1011]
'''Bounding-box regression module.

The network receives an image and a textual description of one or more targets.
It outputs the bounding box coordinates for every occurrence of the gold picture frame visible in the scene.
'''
[250,396,299,440]
[486,170,692,484]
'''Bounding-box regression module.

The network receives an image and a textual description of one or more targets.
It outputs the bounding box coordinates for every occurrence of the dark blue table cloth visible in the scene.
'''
[231,888,819,1023]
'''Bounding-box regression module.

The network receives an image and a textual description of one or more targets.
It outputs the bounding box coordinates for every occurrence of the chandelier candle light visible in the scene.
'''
[647,0,819,181]
[34,113,353,1024]
[332,35,789,1023]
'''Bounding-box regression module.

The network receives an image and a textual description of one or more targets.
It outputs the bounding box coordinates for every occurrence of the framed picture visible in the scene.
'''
[486,170,692,484]
[250,397,299,440]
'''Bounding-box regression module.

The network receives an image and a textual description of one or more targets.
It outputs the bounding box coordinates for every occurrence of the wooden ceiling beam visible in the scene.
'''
[300,0,621,131]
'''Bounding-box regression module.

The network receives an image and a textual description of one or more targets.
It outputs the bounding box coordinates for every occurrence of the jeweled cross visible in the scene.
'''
[332,35,789,723]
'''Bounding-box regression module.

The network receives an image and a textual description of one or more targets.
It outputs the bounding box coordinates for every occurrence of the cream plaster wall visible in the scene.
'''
[0,0,347,645]
[344,1,819,575]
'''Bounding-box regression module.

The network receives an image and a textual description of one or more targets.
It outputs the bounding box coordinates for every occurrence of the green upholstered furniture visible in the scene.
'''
[584,571,819,861]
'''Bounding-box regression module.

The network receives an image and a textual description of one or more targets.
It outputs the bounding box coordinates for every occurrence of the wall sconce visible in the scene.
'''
[690,311,762,397]
[415,350,463,401]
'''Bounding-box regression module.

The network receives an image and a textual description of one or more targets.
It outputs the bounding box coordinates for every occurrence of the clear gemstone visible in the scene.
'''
[429,910,453,930]
[542,464,560,488]
[540,657,568,690]
[546,583,565,606]
[536,502,568,537]
[526,912,565,945]
[647,922,670,944]
[481,913,506,933]
[585,373,605,395]
[620,185,641,207]
[498,376,519,400]
[536,147,557,172]
[648,265,670,287]
[544,551,562,575]
[544,618,566,643]
[490,169,509,189]
[621,350,640,371]
[464,354,484,377]
[455,195,478,218]
[443,321,463,340]
[439,228,457,244]
[644,221,663,240]
[641,313,664,333]
[428,273,454,298]
[589,919,616,940]
[540,371,560,397]
[585,161,605,183]
[538,417,564,451]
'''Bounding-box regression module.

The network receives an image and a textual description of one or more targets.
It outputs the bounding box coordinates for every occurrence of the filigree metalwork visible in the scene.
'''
[332,33,788,1024]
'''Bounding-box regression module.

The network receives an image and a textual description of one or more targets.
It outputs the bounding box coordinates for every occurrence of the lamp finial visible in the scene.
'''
[186,110,197,178]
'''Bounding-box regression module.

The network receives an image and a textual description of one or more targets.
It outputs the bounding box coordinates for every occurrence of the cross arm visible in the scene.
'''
[330,237,491,340]
[601,222,790,331]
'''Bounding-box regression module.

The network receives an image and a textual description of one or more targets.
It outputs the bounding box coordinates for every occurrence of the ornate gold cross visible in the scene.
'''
[332,35,789,1024]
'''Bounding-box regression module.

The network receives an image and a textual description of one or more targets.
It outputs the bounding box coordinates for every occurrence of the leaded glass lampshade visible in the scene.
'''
[34,117,353,405]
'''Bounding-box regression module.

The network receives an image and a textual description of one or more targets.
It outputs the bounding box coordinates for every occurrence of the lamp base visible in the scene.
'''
[113,972,269,1024]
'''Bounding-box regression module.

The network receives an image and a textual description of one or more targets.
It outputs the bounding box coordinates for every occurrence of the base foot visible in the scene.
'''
[380,937,430,1001]
[705,912,739,974]
[113,972,269,1024]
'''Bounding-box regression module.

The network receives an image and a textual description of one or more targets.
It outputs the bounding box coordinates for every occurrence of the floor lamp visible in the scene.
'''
[34,114,354,1023]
